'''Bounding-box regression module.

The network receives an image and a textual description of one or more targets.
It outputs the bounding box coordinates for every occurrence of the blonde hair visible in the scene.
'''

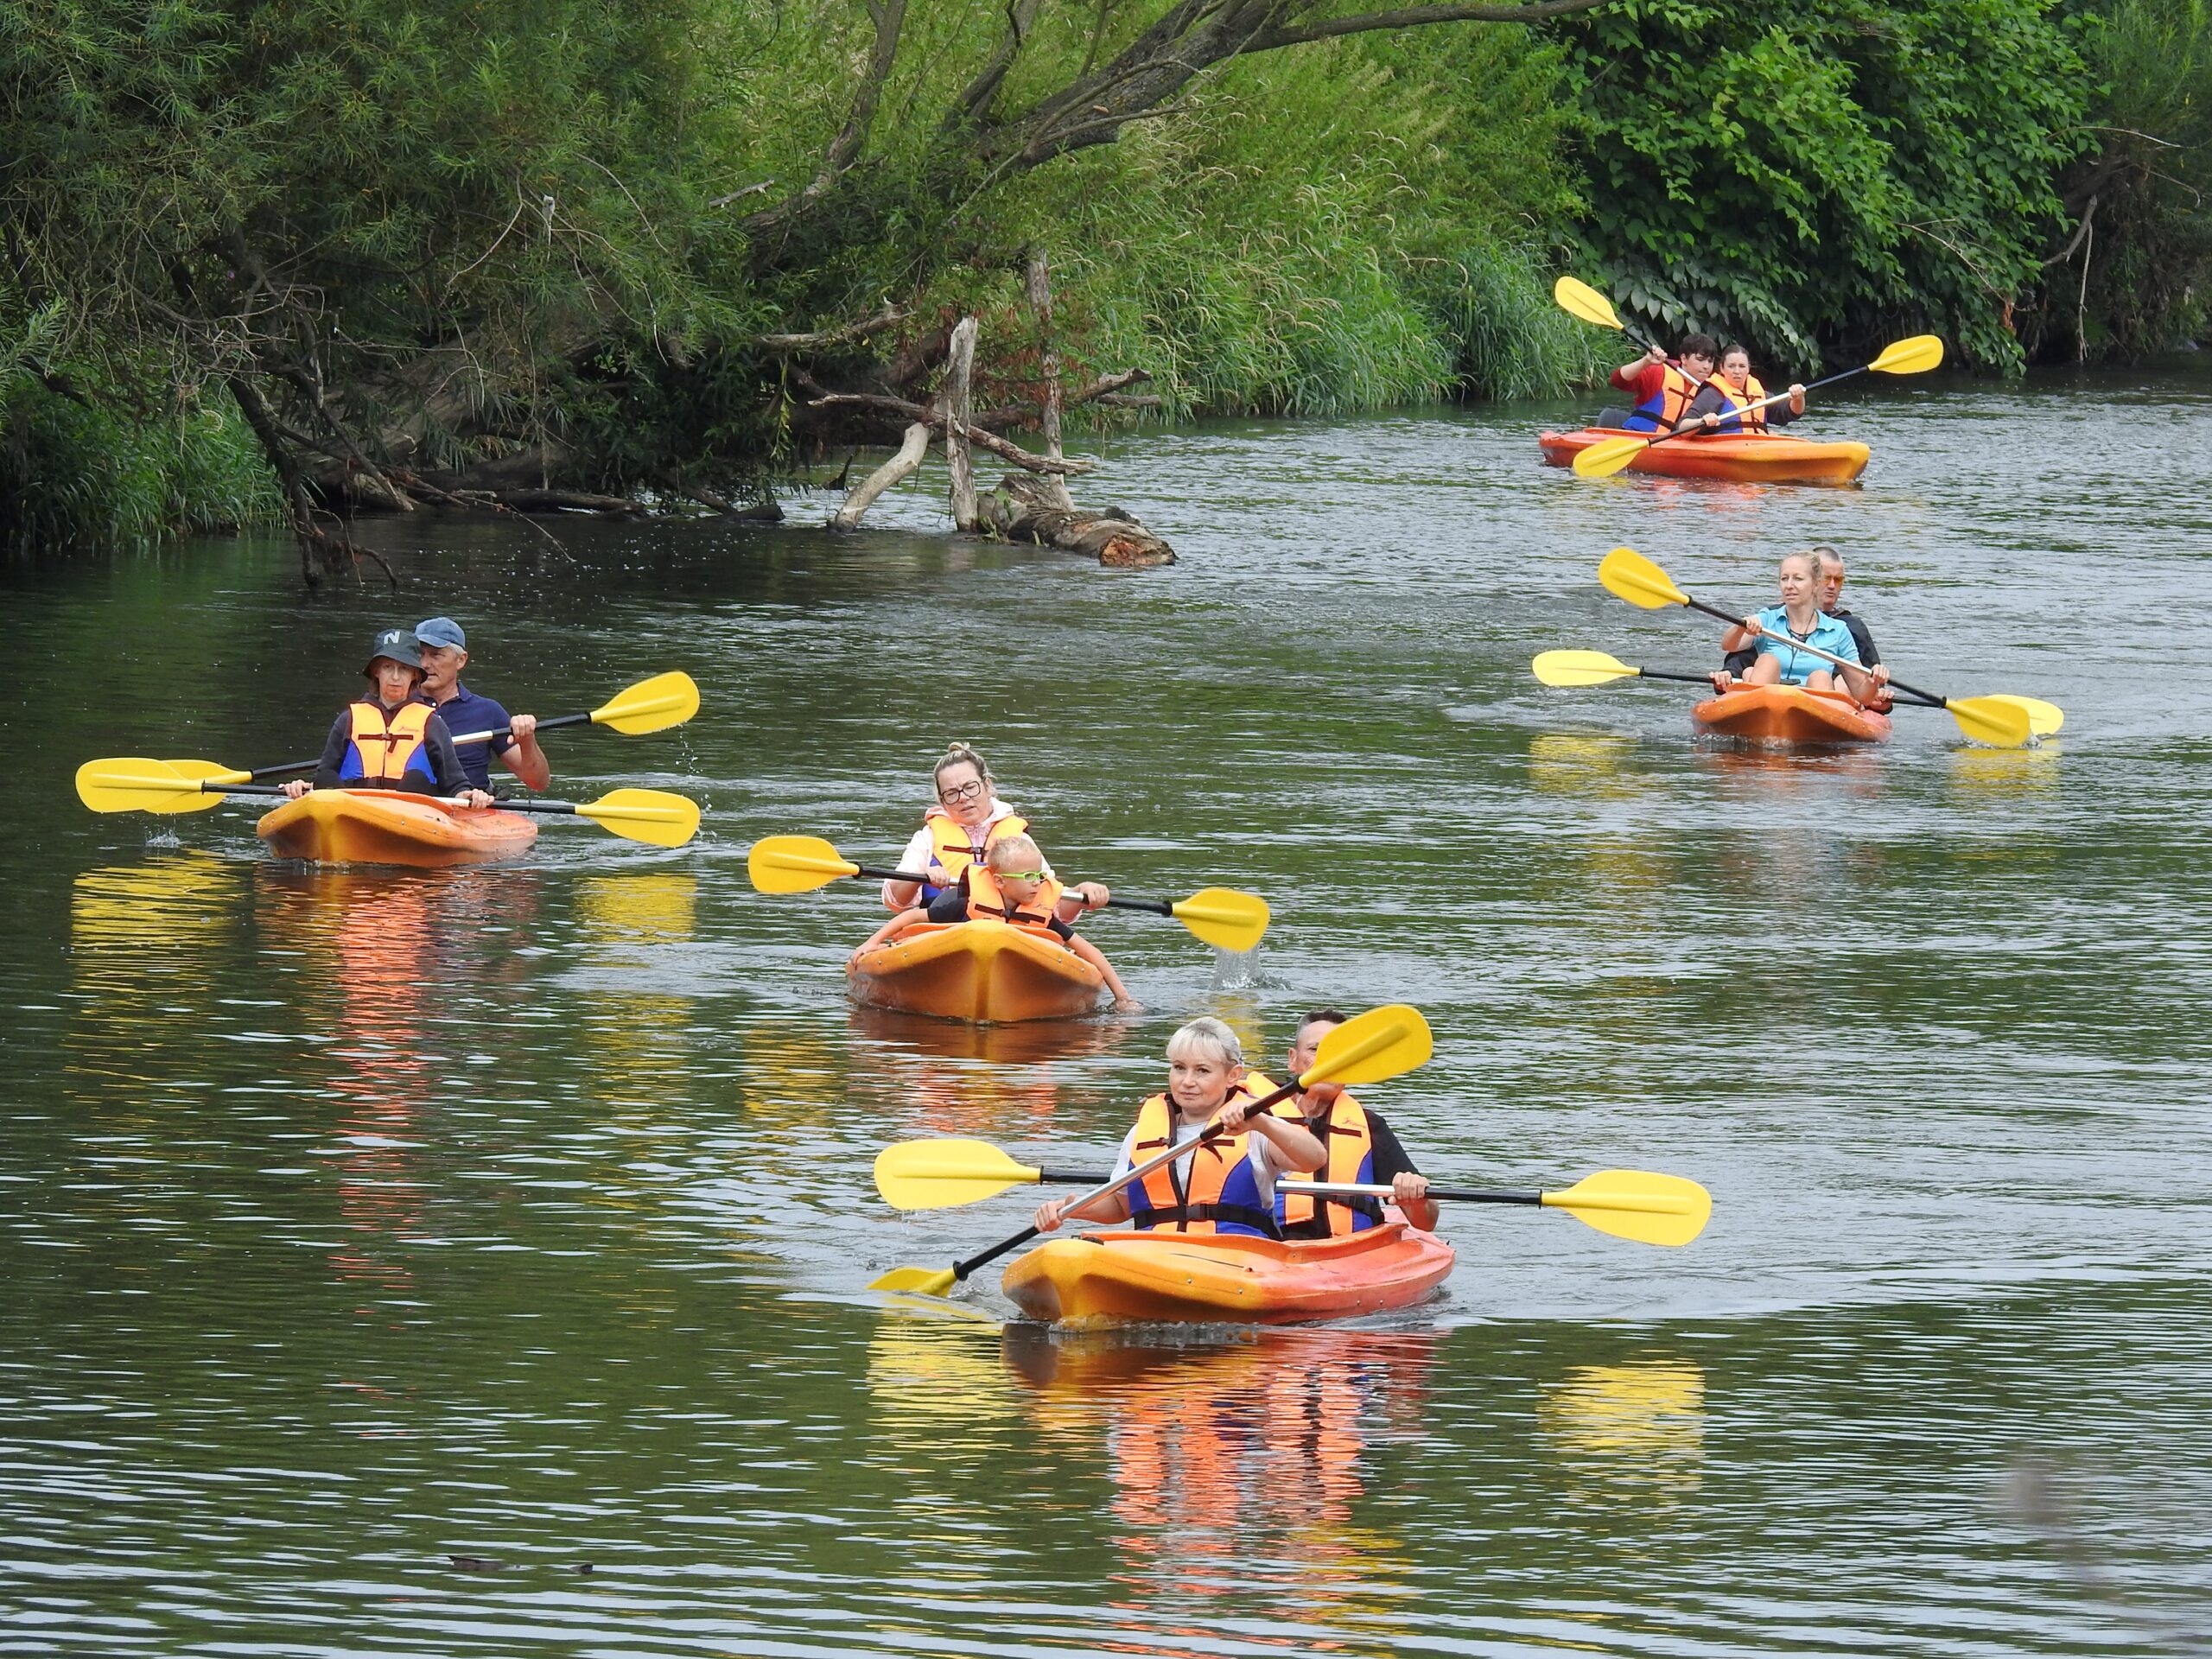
[985,833,1041,872]
[933,742,992,791]
[1779,550,1819,581]
[1166,1017,1243,1069]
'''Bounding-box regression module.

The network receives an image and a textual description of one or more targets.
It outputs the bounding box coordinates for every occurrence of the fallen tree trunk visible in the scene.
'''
[979,474,1174,567]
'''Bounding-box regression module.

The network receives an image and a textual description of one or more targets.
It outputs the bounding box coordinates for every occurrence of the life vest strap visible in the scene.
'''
[1130,1200,1282,1237]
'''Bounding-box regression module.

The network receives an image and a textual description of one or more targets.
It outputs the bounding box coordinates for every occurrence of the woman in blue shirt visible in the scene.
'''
[1713,550,1891,702]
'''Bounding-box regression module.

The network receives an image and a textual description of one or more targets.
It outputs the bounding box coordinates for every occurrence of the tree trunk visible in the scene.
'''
[832,421,932,529]
[944,316,979,531]
[1024,251,1076,511]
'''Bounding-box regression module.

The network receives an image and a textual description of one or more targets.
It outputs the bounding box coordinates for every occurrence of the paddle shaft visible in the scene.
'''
[200,782,596,817]
[250,712,583,780]
[1687,593,1962,707]
[1284,1179,1539,1208]
[1637,364,1860,450]
[856,864,1169,921]
[944,1081,1300,1285]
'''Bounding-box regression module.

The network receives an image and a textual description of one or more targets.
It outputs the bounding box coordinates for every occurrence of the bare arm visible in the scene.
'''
[499,714,550,791]
[1066,932,1139,1009]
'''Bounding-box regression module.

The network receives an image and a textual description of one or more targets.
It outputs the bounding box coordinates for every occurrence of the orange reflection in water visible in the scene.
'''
[843,1004,1128,1138]
[1003,1328,1440,1655]
[254,868,542,1296]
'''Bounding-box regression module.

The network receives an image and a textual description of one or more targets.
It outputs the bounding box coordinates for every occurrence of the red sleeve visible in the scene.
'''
[1609,359,1663,397]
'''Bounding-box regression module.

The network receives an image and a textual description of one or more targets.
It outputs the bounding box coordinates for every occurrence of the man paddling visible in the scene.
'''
[1274,1009,1437,1236]
[414,617,550,792]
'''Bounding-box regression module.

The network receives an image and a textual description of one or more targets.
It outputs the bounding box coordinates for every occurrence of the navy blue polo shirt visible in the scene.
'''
[430,683,513,791]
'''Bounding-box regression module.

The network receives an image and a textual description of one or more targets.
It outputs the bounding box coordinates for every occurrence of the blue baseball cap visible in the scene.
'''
[415,616,466,651]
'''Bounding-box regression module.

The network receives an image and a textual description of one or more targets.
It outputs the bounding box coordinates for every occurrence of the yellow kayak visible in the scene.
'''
[847,918,1103,1023]
[256,790,538,868]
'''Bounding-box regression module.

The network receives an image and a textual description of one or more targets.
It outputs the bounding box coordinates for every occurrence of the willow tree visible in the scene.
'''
[2,0,1604,568]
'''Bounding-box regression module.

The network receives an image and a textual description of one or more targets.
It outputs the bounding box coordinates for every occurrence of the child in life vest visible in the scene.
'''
[1032,1017,1325,1237]
[848,834,1139,1008]
[278,627,493,805]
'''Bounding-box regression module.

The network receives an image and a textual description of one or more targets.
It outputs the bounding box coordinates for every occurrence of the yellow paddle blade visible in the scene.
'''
[747,833,861,893]
[1300,1003,1432,1090]
[76,758,212,815]
[1942,696,2031,750]
[153,760,251,813]
[1541,1169,1713,1247]
[573,787,701,847]
[869,1264,959,1295]
[874,1140,1042,1211]
[1169,887,1270,953]
[1598,545,1690,610]
[590,670,701,734]
[1992,694,2063,736]
[1552,275,1623,331]
[1532,650,1641,688]
[1572,435,1649,479]
[1869,334,1944,375]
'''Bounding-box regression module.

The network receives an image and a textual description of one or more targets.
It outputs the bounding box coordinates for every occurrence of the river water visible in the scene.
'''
[3,368,2210,1656]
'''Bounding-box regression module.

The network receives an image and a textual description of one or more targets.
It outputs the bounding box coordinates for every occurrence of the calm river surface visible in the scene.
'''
[4,369,2210,1656]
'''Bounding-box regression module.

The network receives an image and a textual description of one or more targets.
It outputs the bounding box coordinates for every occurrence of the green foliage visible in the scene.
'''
[2031,0,2211,358]
[888,29,1600,416]
[1555,0,2092,372]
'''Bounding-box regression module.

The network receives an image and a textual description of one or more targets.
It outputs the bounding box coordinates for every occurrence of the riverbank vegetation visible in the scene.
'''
[1,0,2204,556]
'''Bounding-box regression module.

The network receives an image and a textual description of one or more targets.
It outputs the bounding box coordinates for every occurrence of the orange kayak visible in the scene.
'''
[256,791,539,867]
[1001,1219,1456,1325]
[1693,683,1892,746]
[848,917,1103,1024]
[1539,426,1871,484]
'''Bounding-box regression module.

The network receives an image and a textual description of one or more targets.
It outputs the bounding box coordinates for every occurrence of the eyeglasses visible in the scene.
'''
[938,779,986,804]
[994,869,1046,882]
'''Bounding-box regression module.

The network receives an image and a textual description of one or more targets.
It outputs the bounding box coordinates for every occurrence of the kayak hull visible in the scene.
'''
[1692,683,1893,746]
[256,791,539,868]
[1001,1219,1456,1325]
[848,917,1104,1024]
[1539,426,1871,484]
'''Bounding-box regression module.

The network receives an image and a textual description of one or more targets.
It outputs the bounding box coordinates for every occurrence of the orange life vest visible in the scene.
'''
[1707,372,1770,433]
[965,865,1065,935]
[924,808,1028,891]
[342,701,433,785]
[1278,1091,1384,1237]
[1630,363,1701,431]
[1128,1090,1279,1237]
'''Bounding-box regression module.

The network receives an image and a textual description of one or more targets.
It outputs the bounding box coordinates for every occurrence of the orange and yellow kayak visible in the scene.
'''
[256,791,539,868]
[1539,426,1871,484]
[1001,1219,1456,1325]
[848,917,1104,1024]
[1692,683,1892,746]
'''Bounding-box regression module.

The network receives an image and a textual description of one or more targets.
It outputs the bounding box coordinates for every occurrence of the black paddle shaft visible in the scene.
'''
[251,710,594,779]
[1639,362,1868,452]
[855,865,1172,919]
[208,781,585,816]
[1678,592,1953,709]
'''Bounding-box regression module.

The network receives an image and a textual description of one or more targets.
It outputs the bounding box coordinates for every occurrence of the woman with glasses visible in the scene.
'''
[880,743,1109,924]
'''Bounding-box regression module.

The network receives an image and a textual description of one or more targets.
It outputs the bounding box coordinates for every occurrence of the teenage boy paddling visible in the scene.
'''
[1275,1009,1438,1236]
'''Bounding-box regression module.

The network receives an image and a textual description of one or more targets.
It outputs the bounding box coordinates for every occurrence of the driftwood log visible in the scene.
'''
[818,256,1173,565]
[979,474,1174,567]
